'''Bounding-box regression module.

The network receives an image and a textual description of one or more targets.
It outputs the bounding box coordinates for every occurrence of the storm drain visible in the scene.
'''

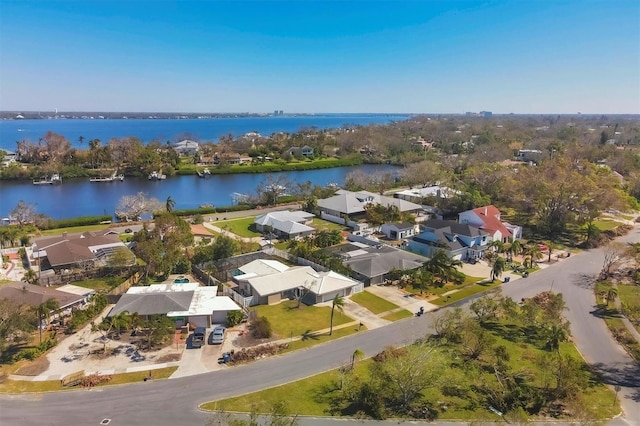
[100,420,111,425]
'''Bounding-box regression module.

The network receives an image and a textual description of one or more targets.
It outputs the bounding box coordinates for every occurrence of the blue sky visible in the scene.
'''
[0,0,638,113]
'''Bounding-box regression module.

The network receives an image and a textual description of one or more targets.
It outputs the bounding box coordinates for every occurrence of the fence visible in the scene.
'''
[108,272,140,296]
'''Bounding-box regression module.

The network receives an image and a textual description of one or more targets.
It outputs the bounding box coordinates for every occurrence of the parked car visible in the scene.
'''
[210,326,226,345]
[192,327,206,348]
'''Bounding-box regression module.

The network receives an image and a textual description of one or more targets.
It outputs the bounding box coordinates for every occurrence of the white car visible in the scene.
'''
[210,327,226,345]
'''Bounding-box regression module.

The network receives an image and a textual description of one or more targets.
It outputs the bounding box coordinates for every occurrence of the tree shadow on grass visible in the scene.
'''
[482,322,529,345]
[590,305,624,319]
[301,330,323,341]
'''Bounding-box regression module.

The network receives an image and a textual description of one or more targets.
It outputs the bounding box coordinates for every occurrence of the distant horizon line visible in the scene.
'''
[2,110,639,116]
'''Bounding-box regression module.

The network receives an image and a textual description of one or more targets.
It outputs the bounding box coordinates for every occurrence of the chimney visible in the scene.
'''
[484,207,488,216]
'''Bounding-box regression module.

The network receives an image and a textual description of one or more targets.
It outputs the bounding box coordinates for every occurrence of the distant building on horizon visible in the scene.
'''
[273,110,284,116]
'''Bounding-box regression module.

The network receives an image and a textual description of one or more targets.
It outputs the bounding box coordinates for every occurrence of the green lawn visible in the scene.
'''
[350,291,399,314]
[41,224,110,236]
[381,309,413,321]
[73,276,126,292]
[310,218,349,232]
[592,220,621,231]
[202,318,618,421]
[283,324,364,353]
[215,216,261,238]
[431,280,502,306]
[0,366,177,393]
[618,283,640,330]
[595,282,640,361]
[252,300,353,338]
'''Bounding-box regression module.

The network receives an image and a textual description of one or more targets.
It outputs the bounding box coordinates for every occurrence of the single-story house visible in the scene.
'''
[408,219,490,261]
[318,190,422,224]
[173,140,200,156]
[515,149,543,163]
[338,243,428,286]
[0,282,87,315]
[393,185,459,204]
[254,210,315,240]
[229,259,362,306]
[56,284,96,305]
[380,222,416,240]
[32,231,135,272]
[108,283,241,328]
[458,205,522,243]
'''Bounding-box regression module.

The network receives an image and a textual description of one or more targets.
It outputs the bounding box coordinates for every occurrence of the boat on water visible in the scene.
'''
[90,170,124,182]
[33,173,62,185]
[148,171,167,180]
[196,168,211,178]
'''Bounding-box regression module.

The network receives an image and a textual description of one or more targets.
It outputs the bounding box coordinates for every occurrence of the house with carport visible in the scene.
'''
[108,283,241,328]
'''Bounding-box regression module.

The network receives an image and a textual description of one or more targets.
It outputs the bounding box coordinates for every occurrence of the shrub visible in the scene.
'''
[252,316,272,339]
[172,257,191,274]
[227,310,244,327]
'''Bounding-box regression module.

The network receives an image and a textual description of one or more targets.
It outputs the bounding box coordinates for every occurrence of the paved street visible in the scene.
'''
[1,230,639,426]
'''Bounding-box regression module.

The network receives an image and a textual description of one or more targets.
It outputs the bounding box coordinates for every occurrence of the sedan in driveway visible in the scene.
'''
[210,326,226,345]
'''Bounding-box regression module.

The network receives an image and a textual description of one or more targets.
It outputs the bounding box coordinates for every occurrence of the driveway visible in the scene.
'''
[366,285,437,314]
[340,298,390,330]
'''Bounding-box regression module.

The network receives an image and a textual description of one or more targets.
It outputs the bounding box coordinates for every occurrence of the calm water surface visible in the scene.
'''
[0,164,399,220]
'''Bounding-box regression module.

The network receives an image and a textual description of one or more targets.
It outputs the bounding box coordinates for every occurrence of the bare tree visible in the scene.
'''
[601,242,628,278]
[10,200,37,226]
[115,192,162,222]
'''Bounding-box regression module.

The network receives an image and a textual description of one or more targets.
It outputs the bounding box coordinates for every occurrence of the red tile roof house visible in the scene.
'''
[31,231,134,273]
[458,205,522,243]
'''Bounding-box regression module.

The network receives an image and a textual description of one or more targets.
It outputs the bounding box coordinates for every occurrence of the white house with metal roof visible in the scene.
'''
[254,210,315,240]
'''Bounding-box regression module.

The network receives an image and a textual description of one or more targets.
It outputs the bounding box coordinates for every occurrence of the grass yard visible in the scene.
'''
[350,291,400,314]
[73,276,126,292]
[40,224,110,236]
[592,220,621,232]
[431,280,503,306]
[252,300,353,338]
[595,282,640,361]
[310,218,349,232]
[618,284,640,333]
[381,309,413,321]
[0,366,177,393]
[215,216,261,238]
[283,324,365,353]
[202,316,619,422]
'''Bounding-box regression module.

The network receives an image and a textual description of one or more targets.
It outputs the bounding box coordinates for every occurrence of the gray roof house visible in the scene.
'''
[380,222,416,240]
[408,219,490,261]
[317,190,423,221]
[173,140,200,156]
[108,283,241,328]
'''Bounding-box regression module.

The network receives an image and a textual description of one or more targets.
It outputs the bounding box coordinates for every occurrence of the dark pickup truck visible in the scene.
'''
[192,327,206,348]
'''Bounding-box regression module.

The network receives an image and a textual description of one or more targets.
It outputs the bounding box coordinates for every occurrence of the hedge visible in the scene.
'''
[47,215,113,229]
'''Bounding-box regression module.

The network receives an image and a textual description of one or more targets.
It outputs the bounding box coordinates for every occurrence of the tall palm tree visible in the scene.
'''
[165,196,176,213]
[491,257,506,282]
[524,244,543,268]
[33,298,59,344]
[329,294,345,336]
[510,239,523,259]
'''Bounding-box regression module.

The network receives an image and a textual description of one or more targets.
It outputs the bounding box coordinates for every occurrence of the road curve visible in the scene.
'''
[1,231,639,426]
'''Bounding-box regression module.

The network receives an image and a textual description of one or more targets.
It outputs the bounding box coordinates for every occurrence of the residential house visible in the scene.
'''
[336,243,428,286]
[408,219,490,261]
[287,145,314,158]
[458,205,522,243]
[254,210,315,240]
[317,190,422,226]
[0,282,88,323]
[32,231,135,273]
[1,150,17,167]
[228,259,362,306]
[173,140,200,156]
[380,222,416,240]
[515,149,543,163]
[393,185,459,204]
[412,139,434,150]
[108,283,241,328]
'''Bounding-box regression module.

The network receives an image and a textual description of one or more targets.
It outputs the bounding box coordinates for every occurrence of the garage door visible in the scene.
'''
[188,315,210,328]
[212,311,227,325]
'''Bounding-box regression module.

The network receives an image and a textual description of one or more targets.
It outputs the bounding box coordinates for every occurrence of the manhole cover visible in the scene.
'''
[100,420,111,425]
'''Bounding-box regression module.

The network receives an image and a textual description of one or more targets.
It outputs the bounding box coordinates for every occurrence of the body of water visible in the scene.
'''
[0,164,400,220]
[0,114,409,151]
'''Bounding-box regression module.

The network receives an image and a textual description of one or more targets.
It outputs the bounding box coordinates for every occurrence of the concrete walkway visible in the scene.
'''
[365,285,438,313]
[340,298,391,330]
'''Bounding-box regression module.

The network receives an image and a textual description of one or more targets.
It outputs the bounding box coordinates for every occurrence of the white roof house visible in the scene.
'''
[232,259,362,305]
[173,139,200,155]
[318,190,422,217]
[394,186,459,202]
[254,210,315,239]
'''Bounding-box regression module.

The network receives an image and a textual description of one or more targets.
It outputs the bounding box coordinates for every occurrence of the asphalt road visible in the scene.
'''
[1,231,639,426]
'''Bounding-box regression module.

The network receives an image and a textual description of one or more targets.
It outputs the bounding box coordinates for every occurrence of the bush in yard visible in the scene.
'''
[252,316,272,339]
[227,310,244,327]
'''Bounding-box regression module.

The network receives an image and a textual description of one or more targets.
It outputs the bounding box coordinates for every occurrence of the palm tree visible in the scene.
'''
[585,222,601,245]
[524,244,543,268]
[109,311,131,338]
[329,294,345,336]
[491,257,506,282]
[510,239,523,259]
[165,196,176,213]
[350,348,364,370]
[33,298,59,344]
[22,269,38,285]
[544,323,568,352]
[489,240,504,254]
[78,135,84,147]
[605,286,618,306]
[424,249,462,285]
